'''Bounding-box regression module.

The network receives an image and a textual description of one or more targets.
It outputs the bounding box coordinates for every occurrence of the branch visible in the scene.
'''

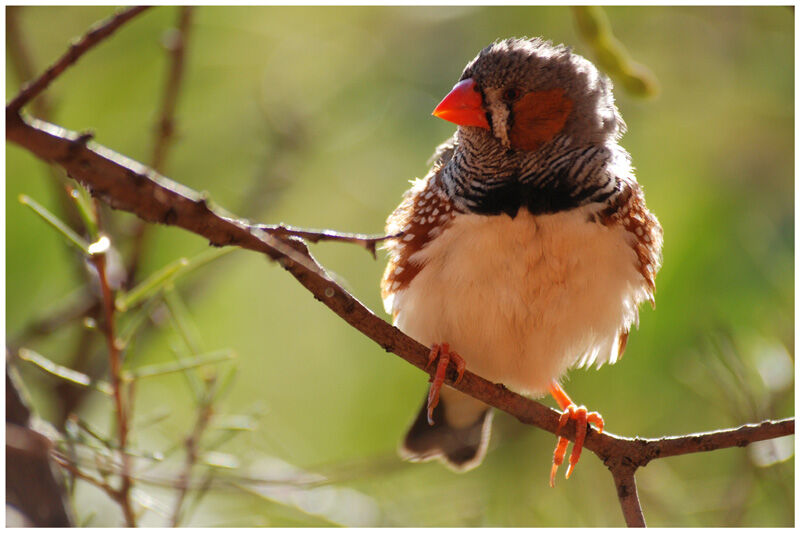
[6,6,54,119]
[6,6,150,113]
[90,250,136,526]
[6,7,87,232]
[630,419,796,463]
[6,7,153,432]
[170,380,215,526]
[127,6,194,286]
[255,223,399,259]
[51,452,143,520]
[7,112,794,526]
[151,6,192,173]
[611,466,645,527]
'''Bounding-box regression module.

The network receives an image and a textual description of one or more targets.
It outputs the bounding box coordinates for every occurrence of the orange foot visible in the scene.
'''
[425,343,466,425]
[548,381,604,487]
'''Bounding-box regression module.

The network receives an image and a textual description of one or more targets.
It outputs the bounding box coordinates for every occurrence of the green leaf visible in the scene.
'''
[118,293,164,349]
[211,414,256,432]
[72,417,115,449]
[68,185,99,239]
[116,257,189,312]
[19,194,90,254]
[201,450,240,469]
[116,247,234,312]
[134,407,172,430]
[164,286,203,355]
[18,348,113,395]
[177,246,236,276]
[124,349,236,381]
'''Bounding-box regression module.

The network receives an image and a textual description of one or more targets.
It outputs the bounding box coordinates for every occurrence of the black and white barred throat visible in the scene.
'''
[440,133,632,218]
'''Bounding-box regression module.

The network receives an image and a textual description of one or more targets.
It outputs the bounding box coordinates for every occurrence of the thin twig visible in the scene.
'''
[54,330,102,427]
[256,223,400,259]
[52,442,325,490]
[151,6,193,173]
[127,6,194,287]
[6,7,86,231]
[6,289,104,428]
[6,6,150,113]
[631,418,796,464]
[7,6,149,436]
[90,250,135,527]
[170,381,215,526]
[52,454,118,496]
[6,7,54,120]
[53,451,144,521]
[8,289,97,349]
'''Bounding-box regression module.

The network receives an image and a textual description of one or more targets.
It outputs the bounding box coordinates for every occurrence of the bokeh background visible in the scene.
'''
[6,6,793,527]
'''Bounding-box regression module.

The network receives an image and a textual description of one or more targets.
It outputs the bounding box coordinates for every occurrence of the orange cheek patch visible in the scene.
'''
[509,88,574,152]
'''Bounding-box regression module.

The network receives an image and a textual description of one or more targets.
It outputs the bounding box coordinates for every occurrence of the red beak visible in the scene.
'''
[432,78,490,129]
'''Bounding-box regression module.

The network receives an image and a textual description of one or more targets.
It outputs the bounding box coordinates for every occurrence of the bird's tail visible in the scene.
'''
[399,387,493,472]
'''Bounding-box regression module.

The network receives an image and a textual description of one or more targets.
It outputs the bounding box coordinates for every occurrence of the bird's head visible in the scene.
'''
[433,38,624,153]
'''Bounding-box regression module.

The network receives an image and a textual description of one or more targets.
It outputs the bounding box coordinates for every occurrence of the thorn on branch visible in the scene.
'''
[67,132,94,158]
[194,197,210,214]
[74,132,95,145]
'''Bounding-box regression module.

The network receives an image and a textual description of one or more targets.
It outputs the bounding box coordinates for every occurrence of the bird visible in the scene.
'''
[380,37,663,485]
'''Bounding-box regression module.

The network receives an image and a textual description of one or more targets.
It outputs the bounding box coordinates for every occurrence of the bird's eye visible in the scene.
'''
[503,87,520,101]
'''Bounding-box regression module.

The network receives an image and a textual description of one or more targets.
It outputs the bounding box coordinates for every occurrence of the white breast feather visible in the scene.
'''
[385,206,650,397]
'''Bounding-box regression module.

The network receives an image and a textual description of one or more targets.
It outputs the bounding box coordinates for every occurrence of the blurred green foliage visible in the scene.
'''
[573,6,659,97]
[6,6,793,527]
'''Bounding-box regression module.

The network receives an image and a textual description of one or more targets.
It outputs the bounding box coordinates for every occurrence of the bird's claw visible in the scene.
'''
[549,404,604,487]
[425,343,465,425]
